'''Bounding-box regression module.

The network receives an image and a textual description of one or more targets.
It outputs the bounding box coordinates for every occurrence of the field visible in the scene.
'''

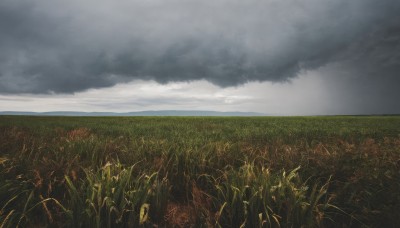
[0,116,399,227]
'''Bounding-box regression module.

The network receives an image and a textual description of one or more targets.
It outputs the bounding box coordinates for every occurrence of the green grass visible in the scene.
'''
[0,116,399,227]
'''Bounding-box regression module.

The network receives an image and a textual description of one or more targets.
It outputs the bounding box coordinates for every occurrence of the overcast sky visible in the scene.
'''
[1,0,399,115]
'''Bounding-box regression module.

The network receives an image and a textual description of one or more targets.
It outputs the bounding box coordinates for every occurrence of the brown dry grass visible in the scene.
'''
[164,202,196,228]
[67,128,91,140]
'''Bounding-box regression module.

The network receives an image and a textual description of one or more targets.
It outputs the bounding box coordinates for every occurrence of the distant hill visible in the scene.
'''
[0,110,266,116]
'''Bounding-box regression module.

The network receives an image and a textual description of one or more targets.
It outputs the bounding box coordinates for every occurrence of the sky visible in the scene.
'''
[1,0,399,115]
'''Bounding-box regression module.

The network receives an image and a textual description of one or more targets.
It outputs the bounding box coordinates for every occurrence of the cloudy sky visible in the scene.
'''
[1,0,399,115]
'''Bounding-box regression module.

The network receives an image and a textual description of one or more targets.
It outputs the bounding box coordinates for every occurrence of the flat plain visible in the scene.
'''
[0,116,399,227]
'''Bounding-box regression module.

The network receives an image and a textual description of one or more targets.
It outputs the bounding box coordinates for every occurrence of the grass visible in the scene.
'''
[0,116,399,227]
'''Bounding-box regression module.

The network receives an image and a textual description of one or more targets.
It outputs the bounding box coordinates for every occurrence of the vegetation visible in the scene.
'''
[0,116,399,227]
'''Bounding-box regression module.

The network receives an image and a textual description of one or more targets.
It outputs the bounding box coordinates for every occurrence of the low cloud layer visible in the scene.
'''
[0,78,345,115]
[1,0,399,96]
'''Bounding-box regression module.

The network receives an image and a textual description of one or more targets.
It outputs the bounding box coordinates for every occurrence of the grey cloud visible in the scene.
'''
[319,23,400,114]
[0,0,399,94]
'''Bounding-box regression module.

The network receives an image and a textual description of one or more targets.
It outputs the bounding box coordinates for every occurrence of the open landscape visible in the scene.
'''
[0,115,399,227]
[1,0,400,227]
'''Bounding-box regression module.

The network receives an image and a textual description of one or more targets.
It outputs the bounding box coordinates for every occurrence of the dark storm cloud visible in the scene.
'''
[320,22,400,114]
[0,0,399,94]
